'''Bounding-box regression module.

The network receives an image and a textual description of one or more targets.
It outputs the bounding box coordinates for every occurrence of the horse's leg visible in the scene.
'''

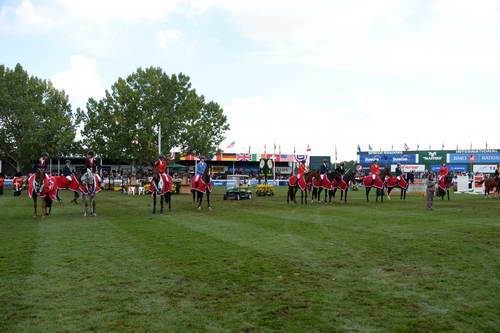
[168,193,172,210]
[287,187,291,204]
[160,194,164,214]
[47,198,52,216]
[207,191,212,210]
[301,190,304,205]
[83,195,88,216]
[344,190,348,203]
[92,195,96,216]
[386,187,391,200]
[197,192,202,210]
[42,197,46,217]
[366,187,370,202]
[192,190,196,203]
[305,189,308,205]
[33,196,38,218]
[447,190,450,201]
[152,193,156,214]
[294,187,298,203]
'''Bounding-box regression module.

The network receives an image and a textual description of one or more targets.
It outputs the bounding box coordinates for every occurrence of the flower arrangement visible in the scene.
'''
[256,184,274,196]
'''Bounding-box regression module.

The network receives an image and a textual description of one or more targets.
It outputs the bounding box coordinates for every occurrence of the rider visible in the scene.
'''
[85,151,101,182]
[33,152,49,173]
[370,160,381,186]
[320,160,328,182]
[395,163,403,181]
[62,160,73,181]
[439,163,449,182]
[297,160,308,180]
[335,162,345,175]
[155,153,168,174]
[495,163,500,182]
[195,157,207,186]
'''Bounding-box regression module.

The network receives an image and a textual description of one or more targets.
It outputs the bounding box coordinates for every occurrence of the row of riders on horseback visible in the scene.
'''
[28,151,215,217]
[287,160,421,204]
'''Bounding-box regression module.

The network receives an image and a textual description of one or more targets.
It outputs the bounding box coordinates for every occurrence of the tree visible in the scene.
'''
[79,67,229,167]
[0,64,78,172]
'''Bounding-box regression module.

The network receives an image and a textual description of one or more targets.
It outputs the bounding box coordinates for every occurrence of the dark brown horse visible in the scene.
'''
[365,168,391,203]
[192,167,212,210]
[287,170,319,205]
[329,170,356,203]
[437,173,454,200]
[386,173,415,200]
[151,170,172,214]
[477,177,500,198]
[30,170,53,218]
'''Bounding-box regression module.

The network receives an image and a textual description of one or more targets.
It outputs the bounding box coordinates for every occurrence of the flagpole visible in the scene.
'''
[158,123,161,155]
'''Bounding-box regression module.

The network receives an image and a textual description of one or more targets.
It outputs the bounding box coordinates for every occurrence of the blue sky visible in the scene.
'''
[2,0,500,160]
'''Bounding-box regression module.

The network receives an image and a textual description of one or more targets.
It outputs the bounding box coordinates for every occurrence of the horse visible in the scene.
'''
[311,172,331,203]
[287,171,319,205]
[53,174,81,204]
[80,170,102,216]
[436,172,454,200]
[329,169,356,203]
[363,168,390,202]
[150,169,173,213]
[27,169,56,218]
[385,172,415,200]
[191,167,213,210]
[476,177,500,198]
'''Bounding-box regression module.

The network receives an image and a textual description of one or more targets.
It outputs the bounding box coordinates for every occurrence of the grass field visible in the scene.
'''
[1,187,499,333]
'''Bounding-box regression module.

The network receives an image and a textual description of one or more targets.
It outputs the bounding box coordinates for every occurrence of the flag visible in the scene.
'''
[295,154,306,162]
[306,144,311,152]
[226,141,235,149]
[334,145,338,162]
[441,143,445,150]
[264,144,267,154]
[416,144,419,150]
[470,142,472,149]
[456,143,458,150]
[248,145,251,154]
[429,144,431,150]
[357,144,361,153]
[486,142,488,149]
[404,143,409,151]
[293,145,296,154]
[391,144,394,150]
[368,144,373,151]
[237,153,251,161]
[279,145,281,155]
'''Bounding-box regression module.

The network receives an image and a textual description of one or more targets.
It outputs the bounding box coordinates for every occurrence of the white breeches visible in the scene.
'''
[66,176,72,181]
[195,175,200,182]
[372,174,376,180]
[396,176,400,181]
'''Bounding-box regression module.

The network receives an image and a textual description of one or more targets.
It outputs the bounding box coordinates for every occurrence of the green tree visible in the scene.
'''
[0,64,78,172]
[79,67,229,167]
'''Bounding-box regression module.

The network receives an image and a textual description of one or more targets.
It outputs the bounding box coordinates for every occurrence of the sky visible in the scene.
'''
[1,0,500,161]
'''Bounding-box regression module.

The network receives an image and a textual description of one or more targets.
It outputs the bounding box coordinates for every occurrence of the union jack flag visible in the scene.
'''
[226,141,235,149]
[237,153,251,161]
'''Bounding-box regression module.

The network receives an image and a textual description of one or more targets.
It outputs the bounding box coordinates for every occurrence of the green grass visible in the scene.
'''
[1,187,499,332]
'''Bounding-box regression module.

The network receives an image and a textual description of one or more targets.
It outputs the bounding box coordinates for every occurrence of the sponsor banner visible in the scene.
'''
[456,149,498,154]
[472,165,498,174]
[359,153,417,164]
[390,164,425,173]
[448,153,500,163]
[431,164,468,173]
[474,175,484,193]
[276,166,292,174]
[418,151,446,163]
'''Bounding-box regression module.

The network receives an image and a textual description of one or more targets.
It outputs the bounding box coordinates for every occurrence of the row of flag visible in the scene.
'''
[357,142,491,152]
[226,142,314,155]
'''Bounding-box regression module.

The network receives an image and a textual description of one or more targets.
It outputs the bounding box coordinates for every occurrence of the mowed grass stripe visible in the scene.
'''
[0,188,499,332]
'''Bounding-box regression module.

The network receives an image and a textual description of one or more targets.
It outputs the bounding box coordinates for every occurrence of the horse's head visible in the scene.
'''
[406,172,415,184]
[81,170,96,194]
[380,167,392,179]
[445,172,454,185]
[33,169,45,193]
[202,166,211,183]
[152,169,160,183]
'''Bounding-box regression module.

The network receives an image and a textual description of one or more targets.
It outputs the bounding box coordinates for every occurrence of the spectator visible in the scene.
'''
[426,173,436,210]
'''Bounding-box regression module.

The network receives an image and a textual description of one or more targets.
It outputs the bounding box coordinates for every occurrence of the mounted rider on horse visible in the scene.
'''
[438,163,450,191]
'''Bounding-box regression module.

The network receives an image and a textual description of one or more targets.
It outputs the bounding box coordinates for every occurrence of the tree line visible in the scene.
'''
[0,64,230,172]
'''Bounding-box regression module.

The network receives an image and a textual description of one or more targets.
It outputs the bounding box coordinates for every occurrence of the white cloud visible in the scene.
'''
[51,56,105,107]
[157,29,184,49]
[0,0,55,34]
[221,94,500,160]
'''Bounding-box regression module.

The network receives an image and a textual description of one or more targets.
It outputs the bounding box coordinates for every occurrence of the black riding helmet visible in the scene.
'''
[87,151,95,157]
[41,152,49,158]
[159,153,165,159]
[65,160,71,164]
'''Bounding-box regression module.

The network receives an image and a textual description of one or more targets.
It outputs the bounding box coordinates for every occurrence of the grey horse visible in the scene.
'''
[81,170,98,217]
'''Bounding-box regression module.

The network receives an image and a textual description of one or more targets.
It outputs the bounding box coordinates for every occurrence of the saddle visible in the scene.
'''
[191,176,212,193]
[363,174,384,189]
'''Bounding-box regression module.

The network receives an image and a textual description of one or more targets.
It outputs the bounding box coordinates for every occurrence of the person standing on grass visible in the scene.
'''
[426,173,436,210]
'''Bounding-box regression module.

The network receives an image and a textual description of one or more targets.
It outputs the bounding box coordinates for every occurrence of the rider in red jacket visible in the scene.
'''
[370,161,380,185]
[439,163,449,181]
[155,154,167,174]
